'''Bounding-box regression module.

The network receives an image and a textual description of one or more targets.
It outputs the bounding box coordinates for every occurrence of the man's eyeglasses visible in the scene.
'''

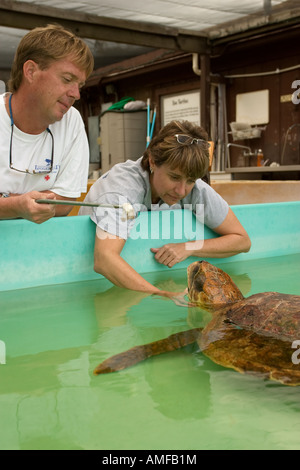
[8,94,54,175]
[9,125,54,175]
[175,134,211,149]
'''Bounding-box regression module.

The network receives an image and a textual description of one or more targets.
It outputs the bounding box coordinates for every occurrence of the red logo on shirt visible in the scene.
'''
[44,175,50,181]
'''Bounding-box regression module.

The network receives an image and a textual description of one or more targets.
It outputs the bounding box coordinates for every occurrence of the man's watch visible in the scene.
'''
[1,193,10,198]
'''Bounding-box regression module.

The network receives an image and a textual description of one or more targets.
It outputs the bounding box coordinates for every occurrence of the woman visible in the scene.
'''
[80,120,251,301]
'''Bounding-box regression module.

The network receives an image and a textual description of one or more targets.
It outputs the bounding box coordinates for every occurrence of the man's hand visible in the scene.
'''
[12,191,56,224]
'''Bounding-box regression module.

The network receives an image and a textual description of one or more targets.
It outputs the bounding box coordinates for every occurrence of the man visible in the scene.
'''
[0,24,94,223]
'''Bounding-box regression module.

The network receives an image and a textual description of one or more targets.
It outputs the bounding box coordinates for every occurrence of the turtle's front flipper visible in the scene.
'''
[94,328,201,375]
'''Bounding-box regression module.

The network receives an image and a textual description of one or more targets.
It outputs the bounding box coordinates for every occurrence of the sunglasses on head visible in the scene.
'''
[175,134,211,149]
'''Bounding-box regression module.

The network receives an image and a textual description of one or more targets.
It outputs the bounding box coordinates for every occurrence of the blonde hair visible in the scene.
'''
[142,120,209,179]
[8,24,94,92]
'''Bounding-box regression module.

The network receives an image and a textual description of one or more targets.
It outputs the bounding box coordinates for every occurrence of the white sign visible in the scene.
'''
[161,91,200,126]
[236,89,269,125]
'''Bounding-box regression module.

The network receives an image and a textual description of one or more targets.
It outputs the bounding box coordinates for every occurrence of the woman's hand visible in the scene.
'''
[151,242,189,268]
[153,288,194,307]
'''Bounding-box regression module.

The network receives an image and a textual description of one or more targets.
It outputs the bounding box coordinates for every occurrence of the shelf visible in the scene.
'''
[225,165,300,173]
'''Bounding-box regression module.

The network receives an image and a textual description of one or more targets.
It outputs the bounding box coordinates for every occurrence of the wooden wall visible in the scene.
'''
[215,30,300,167]
[82,27,300,171]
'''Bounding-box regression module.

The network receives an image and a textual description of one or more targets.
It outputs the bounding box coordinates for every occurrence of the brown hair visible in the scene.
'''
[8,24,94,92]
[141,120,210,180]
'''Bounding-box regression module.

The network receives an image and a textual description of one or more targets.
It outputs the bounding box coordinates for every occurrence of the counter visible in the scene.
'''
[226,165,300,180]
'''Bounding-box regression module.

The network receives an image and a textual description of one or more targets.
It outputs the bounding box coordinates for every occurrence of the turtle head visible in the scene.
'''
[187,261,244,311]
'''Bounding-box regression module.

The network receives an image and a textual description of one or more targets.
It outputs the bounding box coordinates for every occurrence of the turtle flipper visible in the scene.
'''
[94,328,201,375]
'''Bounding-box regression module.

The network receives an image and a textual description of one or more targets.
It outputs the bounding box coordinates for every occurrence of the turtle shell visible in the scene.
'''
[199,292,300,385]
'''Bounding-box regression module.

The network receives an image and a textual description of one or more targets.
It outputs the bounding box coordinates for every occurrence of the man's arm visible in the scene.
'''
[0,190,76,223]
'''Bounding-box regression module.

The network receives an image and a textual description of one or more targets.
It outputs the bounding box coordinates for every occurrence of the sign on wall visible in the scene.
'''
[236,89,269,125]
[161,90,200,126]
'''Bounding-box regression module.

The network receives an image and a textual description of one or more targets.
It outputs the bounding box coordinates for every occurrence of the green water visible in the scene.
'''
[0,254,300,450]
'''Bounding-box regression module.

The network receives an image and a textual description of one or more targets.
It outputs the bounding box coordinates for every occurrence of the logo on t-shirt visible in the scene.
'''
[34,159,60,174]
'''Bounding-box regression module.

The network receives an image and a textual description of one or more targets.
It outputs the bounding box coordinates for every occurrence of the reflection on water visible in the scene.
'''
[0,254,299,449]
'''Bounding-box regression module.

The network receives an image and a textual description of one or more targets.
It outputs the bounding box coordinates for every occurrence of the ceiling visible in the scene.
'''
[0,0,299,75]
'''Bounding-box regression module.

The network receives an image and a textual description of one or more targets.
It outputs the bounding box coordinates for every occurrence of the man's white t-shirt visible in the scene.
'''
[0,93,89,198]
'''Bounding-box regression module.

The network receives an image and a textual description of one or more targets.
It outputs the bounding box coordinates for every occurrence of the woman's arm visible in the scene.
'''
[94,228,164,294]
[94,228,188,304]
[151,208,251,267]
[190,207,251,257]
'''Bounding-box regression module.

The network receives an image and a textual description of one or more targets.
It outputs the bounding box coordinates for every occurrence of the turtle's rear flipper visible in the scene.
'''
[94,328,201,375]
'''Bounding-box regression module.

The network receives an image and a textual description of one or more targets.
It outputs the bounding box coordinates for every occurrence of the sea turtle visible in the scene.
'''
[94,261,300,386]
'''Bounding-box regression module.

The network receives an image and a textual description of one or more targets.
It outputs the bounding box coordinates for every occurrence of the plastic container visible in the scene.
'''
[257,149,264,167]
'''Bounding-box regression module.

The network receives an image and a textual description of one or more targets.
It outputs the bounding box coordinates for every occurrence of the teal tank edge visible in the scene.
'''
[0,202,299,292]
